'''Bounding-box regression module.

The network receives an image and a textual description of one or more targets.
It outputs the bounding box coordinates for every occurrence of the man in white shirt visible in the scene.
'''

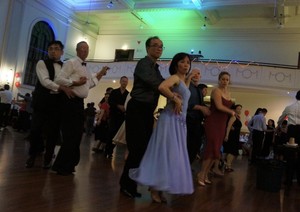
[247,108,267,164]
[278,90,300,144]
[52,41,109,176]
[277,90,300,186]
[0,84,13,130]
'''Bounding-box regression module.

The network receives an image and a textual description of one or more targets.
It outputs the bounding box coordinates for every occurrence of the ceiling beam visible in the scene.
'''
[121,0,135,10]
[192,0,203,9]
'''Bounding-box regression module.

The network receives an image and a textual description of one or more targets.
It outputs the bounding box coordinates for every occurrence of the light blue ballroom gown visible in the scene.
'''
[129,80,194,194]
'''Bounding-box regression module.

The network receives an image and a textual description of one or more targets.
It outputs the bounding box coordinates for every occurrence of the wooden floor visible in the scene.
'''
[0,127,300,212]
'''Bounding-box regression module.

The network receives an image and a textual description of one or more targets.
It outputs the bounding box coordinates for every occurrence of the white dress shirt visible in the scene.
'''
[36,60,62,93]
[277,100,300,126]
[0,90,13,104]
[55,56,99,98]
[248,113,267,132]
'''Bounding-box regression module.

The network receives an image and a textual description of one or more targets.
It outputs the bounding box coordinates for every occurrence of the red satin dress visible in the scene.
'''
[204,97,233,159]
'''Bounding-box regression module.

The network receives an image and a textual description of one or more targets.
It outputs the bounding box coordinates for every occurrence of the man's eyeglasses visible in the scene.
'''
[48,47,62,51]
[149,44,165,50]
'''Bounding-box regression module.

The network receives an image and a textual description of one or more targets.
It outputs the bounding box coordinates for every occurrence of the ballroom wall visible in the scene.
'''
[1,0,300,89]
[0,0,98,89]
[94,33,300,66]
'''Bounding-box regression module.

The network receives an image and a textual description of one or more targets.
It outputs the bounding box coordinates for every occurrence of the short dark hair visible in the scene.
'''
[198,84,208,90]
[296,90,300,100]
[145,36,160,48]
[120,76,128,81]
[106,87,113,92]
[47,40,64,50]
[232,104,242,110]
[254,108,262,115]
[261,108,268,113]
[76,41,88,50]
[4,84,10,90]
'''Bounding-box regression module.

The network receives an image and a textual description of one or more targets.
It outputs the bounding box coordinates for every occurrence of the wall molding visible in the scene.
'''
[86,60,300,92]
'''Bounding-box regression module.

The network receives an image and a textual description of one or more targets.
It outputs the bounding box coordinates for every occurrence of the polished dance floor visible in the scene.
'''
[0,127,299,212]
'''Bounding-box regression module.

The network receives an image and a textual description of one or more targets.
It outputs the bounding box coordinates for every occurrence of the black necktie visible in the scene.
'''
[82,62,87,66]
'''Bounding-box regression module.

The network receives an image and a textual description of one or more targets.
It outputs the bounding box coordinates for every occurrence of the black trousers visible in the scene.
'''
[119,99,156,192]
[105,115,124,156]
[0,103,11,127]
[284,148,300,186]
[287,124,300,143]
[285,124,300,186]
[17,110,31,132]
[186,117,204,164]
[251,129,264,163]
[52,95,84,173]
[29,94,61,164]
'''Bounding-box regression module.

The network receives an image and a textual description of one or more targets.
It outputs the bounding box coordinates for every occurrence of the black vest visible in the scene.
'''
[34,59,62,94]
[31,59,63,111]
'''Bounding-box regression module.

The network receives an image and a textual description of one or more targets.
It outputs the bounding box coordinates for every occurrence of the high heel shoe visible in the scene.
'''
[204,179,212,185]
[150,189,162,203]
[197,178,206,186]
[197,173,206,186]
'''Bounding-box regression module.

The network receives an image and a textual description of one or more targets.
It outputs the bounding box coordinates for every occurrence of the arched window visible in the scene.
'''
[23,21,55,86]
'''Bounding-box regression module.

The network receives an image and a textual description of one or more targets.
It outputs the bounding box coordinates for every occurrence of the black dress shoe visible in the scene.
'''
[51,166,58,172]
[120,188,142,198]
[106,154,113,159]
[25,157,35,168]
[57,170,73,176]
[42,163,52,169]
[120,188,135,198]
[134,191,142,198]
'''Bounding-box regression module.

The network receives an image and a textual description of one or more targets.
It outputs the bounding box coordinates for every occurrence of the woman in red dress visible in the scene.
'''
[197,71,235,186]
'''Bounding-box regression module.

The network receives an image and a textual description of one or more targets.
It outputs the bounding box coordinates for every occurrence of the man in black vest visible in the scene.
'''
[26,40,73,168]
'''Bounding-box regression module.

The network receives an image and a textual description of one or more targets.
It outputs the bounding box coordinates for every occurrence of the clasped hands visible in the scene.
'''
[62,66,110,99]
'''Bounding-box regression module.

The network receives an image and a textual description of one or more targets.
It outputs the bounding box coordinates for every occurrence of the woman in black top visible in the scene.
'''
[223,104,243,172]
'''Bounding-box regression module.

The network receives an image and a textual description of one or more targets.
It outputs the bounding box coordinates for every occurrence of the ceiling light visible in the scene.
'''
[201,16,207,30]
[192,0,202,9]
[139,18,144,30]
[107,1,113,9]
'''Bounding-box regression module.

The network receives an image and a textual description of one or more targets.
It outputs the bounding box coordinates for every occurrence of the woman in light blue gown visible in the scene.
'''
[129,52,195,203]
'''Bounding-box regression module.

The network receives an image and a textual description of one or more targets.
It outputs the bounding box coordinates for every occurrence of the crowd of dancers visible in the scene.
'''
[1,36,300,204]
